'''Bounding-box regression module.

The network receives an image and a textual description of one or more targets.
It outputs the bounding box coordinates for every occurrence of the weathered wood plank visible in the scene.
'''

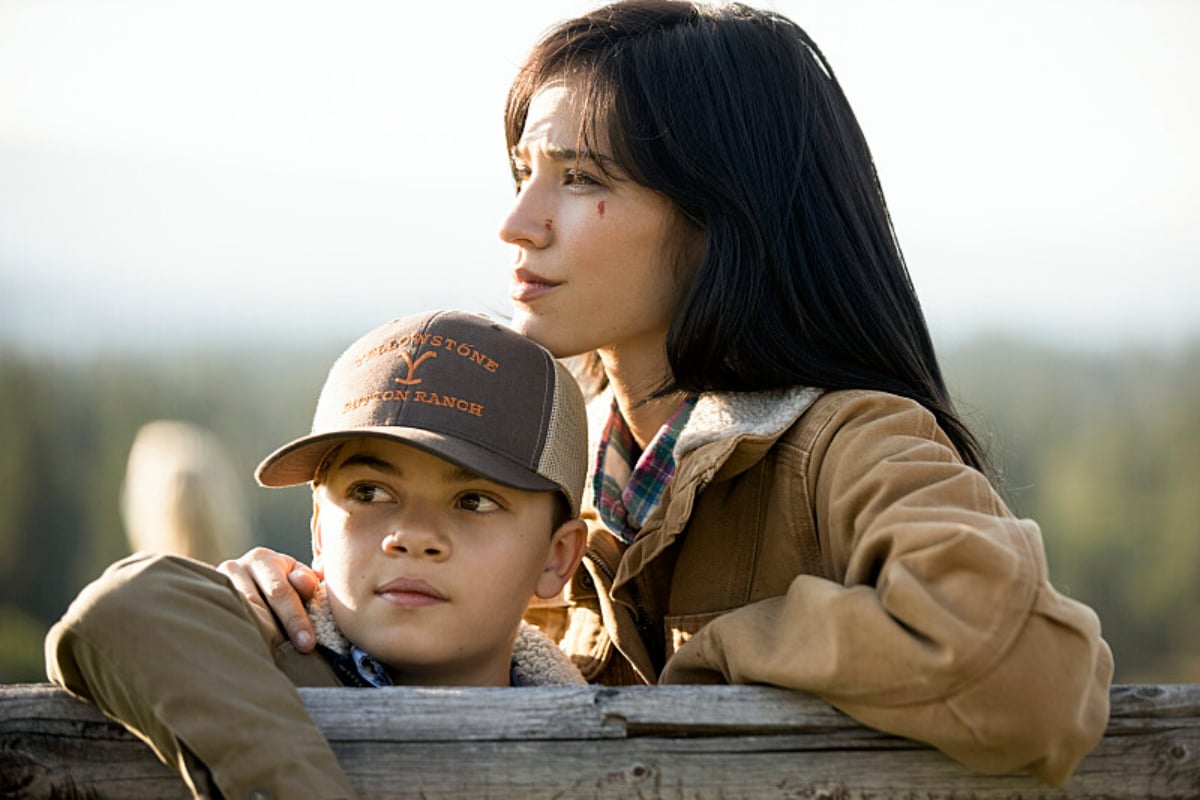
[298,684,863,741]
[0,687,189,799]
[2,683,1197,799]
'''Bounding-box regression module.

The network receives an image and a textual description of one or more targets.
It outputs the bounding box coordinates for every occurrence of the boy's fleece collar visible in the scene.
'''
[306,583,585,687]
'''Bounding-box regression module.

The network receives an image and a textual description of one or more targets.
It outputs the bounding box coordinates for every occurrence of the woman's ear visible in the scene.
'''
[535,518,587,599]
[309,490,325,575]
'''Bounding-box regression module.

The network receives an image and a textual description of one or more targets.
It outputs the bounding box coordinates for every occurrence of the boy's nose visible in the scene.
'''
[381,525,449,560]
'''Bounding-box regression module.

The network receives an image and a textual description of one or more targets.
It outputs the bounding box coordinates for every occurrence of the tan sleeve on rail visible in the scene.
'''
[661,392,1113,787]
[45,552,356,800]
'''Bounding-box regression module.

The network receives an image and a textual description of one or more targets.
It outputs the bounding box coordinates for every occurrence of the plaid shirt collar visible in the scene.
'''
[591,395,697,544]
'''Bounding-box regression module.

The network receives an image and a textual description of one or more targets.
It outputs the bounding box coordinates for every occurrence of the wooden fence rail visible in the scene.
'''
[2,682,1197,799]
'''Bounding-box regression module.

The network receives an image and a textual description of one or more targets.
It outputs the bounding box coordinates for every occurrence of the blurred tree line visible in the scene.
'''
[0,342,335,682]
[943,336,1200,683]
[1,336,1196,684]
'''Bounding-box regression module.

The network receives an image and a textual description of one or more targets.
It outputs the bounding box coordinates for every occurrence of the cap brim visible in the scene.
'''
[255,427,559,494]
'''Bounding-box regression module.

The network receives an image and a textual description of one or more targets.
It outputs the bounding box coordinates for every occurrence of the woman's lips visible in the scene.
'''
[510,267,558,303]
[377,577,447,608]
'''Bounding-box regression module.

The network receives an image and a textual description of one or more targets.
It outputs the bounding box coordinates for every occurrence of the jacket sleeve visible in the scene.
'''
[45,552,357,799]
[659,391,1114,787]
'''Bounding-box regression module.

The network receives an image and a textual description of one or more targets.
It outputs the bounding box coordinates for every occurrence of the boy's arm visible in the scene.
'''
[45,552,356,800]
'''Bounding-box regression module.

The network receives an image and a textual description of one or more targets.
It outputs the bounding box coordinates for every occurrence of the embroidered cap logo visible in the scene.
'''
[394,350,437,386]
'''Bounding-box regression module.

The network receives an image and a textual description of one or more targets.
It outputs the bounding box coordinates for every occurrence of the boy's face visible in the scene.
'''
[311,438,584,686]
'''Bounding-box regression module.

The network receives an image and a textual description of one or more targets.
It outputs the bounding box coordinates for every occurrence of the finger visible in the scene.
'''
[288,564,320,600]
[218,561,263,606]
[219,547,295,580]
[247,554,316,653]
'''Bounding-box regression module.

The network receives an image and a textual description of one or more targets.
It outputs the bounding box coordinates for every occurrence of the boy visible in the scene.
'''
[45,310,590,799]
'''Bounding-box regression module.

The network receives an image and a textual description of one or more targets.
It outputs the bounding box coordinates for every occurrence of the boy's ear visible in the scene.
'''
[535,518,587,600]
[309,490,325,575]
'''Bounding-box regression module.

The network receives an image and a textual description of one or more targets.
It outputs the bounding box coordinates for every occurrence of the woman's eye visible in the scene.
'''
[511,162,531,191]
[564,169,597,187]
[458,492,500,513]
[349,484,393,504]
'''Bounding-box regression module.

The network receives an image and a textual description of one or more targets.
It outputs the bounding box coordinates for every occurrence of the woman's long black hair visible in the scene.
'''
[506,0,991,475]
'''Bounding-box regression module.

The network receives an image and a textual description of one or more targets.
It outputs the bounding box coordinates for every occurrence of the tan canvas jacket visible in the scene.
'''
[532,387,1113,787]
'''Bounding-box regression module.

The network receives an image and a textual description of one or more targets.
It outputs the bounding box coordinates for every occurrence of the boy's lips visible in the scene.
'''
[510,267,558,302]
[377,577,447,608]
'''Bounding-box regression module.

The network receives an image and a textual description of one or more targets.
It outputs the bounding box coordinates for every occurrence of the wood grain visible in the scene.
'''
[2,683,1196,798]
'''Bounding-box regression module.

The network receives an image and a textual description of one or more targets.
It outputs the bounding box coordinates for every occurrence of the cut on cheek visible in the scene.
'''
[597,201,605,219]
[544,218,553,231]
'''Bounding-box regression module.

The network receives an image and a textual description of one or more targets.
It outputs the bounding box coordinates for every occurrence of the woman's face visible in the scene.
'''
[499,82,698,367]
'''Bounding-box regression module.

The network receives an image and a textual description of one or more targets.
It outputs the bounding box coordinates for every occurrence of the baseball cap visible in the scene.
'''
[255,310,588,516]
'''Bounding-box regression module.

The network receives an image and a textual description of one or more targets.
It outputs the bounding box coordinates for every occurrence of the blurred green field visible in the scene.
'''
[2,335,1197,684]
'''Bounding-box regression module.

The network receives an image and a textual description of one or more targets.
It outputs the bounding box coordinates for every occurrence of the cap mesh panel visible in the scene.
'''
[537,360,588,516]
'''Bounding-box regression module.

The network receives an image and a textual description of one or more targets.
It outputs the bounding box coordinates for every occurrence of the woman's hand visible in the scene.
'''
[217,547,320,653]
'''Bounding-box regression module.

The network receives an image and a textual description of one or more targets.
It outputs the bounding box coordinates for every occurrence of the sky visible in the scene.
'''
[1,0,1197,356]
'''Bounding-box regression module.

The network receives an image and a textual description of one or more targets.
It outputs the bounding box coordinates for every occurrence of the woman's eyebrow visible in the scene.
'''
[544,145,594,163]
[511,144,617,169]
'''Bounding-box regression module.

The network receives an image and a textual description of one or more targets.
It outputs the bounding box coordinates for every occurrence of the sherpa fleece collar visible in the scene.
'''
[675,386,822,459]
[586,385,822,467]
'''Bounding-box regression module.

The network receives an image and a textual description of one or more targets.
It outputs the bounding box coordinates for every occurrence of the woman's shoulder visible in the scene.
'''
[776,389,971,485]
[808,387,931,415]
[786,388,943,445]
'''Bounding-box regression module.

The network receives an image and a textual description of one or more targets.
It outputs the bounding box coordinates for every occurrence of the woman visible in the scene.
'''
[227,0,1112,786]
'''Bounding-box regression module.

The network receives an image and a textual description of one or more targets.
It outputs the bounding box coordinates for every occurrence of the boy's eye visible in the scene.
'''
[458,492,500,513]
[349,484,393,504]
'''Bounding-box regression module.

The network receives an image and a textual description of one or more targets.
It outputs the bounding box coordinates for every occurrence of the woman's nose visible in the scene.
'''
[498,182,552,250]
